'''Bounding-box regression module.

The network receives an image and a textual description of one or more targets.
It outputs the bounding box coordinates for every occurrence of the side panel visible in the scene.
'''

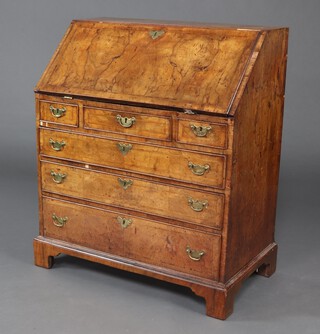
[223,28,289,281]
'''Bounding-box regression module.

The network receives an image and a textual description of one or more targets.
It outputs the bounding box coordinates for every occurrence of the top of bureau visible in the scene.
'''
[35,18,288,115]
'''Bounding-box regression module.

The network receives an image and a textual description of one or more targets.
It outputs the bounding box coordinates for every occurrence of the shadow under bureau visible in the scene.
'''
[33,18,288,319]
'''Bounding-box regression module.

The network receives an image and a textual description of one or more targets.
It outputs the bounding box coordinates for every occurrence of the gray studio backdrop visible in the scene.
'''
[0,1,319,333]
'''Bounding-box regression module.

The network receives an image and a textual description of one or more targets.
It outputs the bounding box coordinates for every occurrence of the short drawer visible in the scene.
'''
[42,197,221,279]
[39,100,78,126]
[84,106,171,141]
[40,129,226,189]
[177,119,228,149]
[41,161,224,229]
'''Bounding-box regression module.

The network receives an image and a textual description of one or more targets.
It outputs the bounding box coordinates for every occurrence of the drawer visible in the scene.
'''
[42,197,221,279]
[39,100,78,126]
[41,161,224,229]
[84,106,171,141]
[40,129,226,189]
[177,119,228,149]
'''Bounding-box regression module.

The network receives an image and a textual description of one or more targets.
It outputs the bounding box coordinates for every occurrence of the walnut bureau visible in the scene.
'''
[33,18,288,319]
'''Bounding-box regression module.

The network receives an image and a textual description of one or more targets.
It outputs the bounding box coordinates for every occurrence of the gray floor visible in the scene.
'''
[0,164,319,334]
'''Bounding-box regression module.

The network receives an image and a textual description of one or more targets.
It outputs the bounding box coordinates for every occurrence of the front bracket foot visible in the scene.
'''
[33,238,59,269]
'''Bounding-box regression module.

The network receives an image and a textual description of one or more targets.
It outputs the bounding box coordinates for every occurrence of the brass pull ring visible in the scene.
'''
[190,124,212,137]
[188,162,210,176]
[116,115,136,128]
[52,213,68,228]
[186,246,205,261]
[49,138,66,151]
[49,106,66,118]
[118,177,133,190]
[116,143,132,156]
[50,170,67,184]
[117,216,132,229]
[188,197,208,212]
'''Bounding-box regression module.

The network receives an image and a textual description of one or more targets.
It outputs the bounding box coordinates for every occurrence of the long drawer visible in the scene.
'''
[41,161,224,229]
[42,197,221,280]
[39,129,226,189]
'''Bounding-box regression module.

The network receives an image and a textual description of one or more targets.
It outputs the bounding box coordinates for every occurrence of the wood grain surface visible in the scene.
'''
[39,100,79,127]
[36,93,233,154]
[177,118,228,149]
[41,161,225,228]
[42,197,221,279]
[39,128,227,188]
[36,20,259,113]
[84,106,171,141]
[223,28,288,281]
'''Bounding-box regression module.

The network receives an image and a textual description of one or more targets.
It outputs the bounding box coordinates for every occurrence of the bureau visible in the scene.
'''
[33,18,288,319]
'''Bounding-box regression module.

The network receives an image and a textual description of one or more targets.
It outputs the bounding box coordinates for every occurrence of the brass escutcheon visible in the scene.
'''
[52,213,68,227]
[49,105,66,118]
[186,246,205,261]
[188,162,210,176]
[149,30,165,40]
[116,143,132,156]
[118,177,133,190]
[116,115,136,128]
[190,124,212,137]
[49,138,66,151]
[117,216,132,229]
[188,197,208,212]
[50,170,67,184]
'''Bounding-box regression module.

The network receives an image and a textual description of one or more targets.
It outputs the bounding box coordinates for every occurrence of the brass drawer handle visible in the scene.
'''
[116,115,136,128]
[117,216,132,229]
[50,170,67,184]
[49,105,66,118]
[118,177,133,190]
[190,124,212,137]
[49,138,66,151]
[186,246,205,261]
[117,143,132,156]
[52,213,68,227]
[188,197,208,212]
[188,162,210,176]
